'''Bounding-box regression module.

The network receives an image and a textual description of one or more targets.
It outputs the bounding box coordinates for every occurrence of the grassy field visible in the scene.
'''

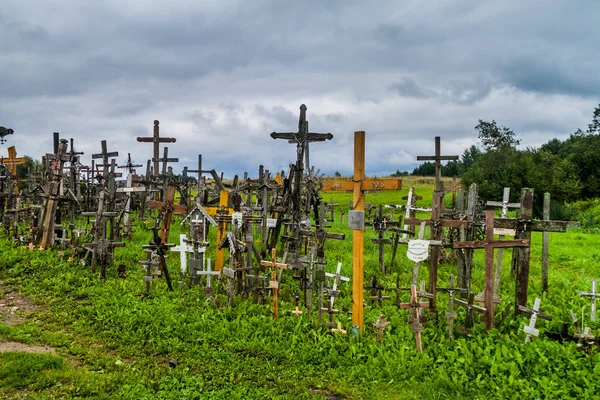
[0,176,599,399]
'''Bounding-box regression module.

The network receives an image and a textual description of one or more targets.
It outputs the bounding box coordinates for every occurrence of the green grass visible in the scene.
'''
[0,176,599,399]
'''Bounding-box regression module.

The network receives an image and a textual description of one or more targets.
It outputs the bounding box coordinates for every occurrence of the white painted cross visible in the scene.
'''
[523,297,542,343]
[172,234,194,274]
[579,279,598,322]
[325,262,350,310]
[197,258,220,289]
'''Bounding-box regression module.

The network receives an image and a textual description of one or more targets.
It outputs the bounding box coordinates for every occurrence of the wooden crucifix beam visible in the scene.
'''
[136,120,177,177]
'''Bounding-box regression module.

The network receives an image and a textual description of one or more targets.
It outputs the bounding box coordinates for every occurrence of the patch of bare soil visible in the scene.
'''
[0,282,60,356]
[0,341,57,354]
[0,283,41,326]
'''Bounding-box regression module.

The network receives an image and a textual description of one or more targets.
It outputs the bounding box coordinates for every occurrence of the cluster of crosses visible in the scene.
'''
[0,116,596,351]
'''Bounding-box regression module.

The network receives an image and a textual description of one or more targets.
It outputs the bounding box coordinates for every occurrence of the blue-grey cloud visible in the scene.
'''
[0,0,599,178]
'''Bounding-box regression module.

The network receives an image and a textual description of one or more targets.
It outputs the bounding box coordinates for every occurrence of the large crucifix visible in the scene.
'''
[270,104,333,222]
[136,120,177,177]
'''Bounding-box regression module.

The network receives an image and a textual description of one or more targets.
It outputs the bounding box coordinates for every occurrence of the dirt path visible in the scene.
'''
[0,282,58,355]
[0,282,40,326]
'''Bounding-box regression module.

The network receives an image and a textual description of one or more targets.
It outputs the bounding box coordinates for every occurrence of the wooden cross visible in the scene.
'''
[493,188,570,313]
[437,274,467,339]
[40,139,71,249]
[416,136,458,191]
[400,284,429,352]
[372,314,390,343]
[579,279,598,322]
[404,208,467,311]
[118,153,143,174]
[137,120,177,177]
[260,248,290,319]
[370,205,404,274]
[81,190,124,278]
[453,210,529,331]
[480,187,520,302]
[0,146,27,176]
[147,184,188,245]
[91,140,119,179]
[324,262,350,312]
[338,131,404,333]
[116,172,147,236]
[325,197,338,222]
[142,224,176,291]
[138,249,160,295]
[519,297,552,343]
[291,306,303,317]
[455,292,487,334]
[153,146,178,176]
[203,190,234,271]
[270,104,333,227]
[364,275,391,306]
[331,321,347,334]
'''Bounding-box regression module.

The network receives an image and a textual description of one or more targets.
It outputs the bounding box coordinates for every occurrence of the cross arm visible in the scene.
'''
[404,218,468,229]
[416,155,459,161]
[452,239,529,249]
[517,305,552,321]
[494,218,568,232]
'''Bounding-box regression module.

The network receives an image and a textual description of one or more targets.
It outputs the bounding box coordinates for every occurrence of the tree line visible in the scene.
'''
[405,103,600,209]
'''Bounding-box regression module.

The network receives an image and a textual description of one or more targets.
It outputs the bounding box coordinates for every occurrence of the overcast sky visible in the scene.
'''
[1,0,599,178]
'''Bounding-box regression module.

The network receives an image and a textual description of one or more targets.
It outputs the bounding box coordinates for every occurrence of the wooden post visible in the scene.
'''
[514,188,534,312]
[352,131,365,333]
[542,192,550,293]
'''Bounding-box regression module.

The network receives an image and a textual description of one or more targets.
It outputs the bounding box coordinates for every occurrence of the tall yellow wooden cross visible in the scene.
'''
[203,190,233,272]
[323,131,402,333]
[1,146,27,176]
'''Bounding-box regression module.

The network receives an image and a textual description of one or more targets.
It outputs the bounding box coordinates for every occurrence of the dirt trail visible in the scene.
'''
[0,282,57,355]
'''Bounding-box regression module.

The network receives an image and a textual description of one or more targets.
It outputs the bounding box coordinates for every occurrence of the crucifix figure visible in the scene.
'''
[260,248,290,319]
[136,120,177,177]
[372,314,390,343]
[270,104,333,239]
[118,153,143,175]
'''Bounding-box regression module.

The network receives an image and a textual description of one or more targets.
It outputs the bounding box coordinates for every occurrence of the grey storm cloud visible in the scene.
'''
[1,0,599,178]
